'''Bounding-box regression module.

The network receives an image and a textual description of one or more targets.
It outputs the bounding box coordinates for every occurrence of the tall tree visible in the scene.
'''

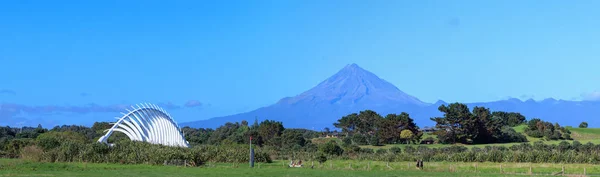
[356,110,381,135]
[379,112,422,144]
[258,120,284,146]
[333,113,359,135]
[431,103,473,144]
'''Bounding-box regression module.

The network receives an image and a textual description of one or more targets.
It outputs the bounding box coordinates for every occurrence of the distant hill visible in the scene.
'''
[181,64,600,129]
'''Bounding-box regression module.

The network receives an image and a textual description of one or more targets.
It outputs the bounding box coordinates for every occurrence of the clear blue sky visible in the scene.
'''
[1,1,600,126]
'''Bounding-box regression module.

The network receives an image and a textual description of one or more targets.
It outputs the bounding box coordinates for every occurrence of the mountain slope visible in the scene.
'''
[182,64,600,129]
[278,63,427,107]
[182,63,430,129]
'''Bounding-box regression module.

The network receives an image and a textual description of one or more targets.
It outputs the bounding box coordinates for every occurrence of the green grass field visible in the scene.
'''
[7,126,600,176]
[1,158,597,177]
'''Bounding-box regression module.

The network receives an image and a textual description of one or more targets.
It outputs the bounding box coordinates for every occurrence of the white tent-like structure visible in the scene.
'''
[97,103,190,148]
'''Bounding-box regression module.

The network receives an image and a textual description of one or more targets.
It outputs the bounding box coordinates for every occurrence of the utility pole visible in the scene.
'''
[249,136,254,168]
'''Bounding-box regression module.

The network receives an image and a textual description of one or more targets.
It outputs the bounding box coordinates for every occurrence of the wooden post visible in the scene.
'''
[529,166,532,175]
[584,167,587,175]
[562,166,565,176]
[500,164,503,174]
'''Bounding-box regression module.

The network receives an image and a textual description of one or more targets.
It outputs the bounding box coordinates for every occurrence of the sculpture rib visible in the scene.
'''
[97,103,190,147]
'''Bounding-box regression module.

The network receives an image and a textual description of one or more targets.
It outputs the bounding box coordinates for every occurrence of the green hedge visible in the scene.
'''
[18,140,271,166]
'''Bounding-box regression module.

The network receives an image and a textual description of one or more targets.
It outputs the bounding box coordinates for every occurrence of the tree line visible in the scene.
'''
[430,103,530,144]
[333,103,533,145]
[0,102,586,165]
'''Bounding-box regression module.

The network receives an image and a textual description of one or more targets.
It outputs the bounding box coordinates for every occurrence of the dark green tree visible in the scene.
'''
[430,103,473,144]
[580,122,589,128]
[333,113,358,135]
[258,120,284,146]
[319,140,343,156]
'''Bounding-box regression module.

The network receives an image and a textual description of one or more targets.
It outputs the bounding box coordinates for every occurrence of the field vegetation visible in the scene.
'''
[2,102,600,176]
[2,158,599,176]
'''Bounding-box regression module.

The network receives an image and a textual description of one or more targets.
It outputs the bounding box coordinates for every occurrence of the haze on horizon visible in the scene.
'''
[1,1,600,127]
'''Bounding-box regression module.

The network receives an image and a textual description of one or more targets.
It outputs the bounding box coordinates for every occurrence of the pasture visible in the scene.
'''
[1,158,598,177]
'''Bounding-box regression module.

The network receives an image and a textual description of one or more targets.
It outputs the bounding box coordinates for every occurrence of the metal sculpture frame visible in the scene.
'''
[97,103,190,148]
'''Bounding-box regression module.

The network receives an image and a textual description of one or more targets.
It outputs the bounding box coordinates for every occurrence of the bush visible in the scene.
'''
[351,134,368,145]
[343,144,361,154]
[342,136,352,147]
[359,148,374,154]
[316,152,327,164]
[20,145,43,162]
[497,126,527,143]
[389,147,402,154]
[558,141,571,152]
[525,119,569,141]
[368,135,381,146]
[563,133,572,140]
[319,140,343,156]
[580,122,588,128]
[376,148,387,154]
[5,138,35,158]
[37,131,87,150]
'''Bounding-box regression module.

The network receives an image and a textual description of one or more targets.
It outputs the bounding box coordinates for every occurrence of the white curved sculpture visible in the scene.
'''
[97,103,190,148]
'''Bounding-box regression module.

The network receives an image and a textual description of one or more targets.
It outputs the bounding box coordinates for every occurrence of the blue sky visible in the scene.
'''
[1,1,600,126]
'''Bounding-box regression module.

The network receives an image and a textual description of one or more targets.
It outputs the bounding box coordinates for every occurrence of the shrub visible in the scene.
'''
[497,126,527,143]
[400,130,414,144]
[319,140,343,156]
[359,148,374,154]
[37,131,87,150]
[342,136,352,147]
[580,122,589,128]
[404,146,416,154]
[558,141,571,152]
[368,135,381,146]
[351,134,368,145]
[389,147,402,154]
[20,145,43,162]
[316,152,327,164]
[5,138,35,158]
[525,119,569,140]
[343,144,361,154]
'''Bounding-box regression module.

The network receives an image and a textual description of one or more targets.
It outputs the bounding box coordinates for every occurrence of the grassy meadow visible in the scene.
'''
[4,125,600,176]
[2,158,599,177]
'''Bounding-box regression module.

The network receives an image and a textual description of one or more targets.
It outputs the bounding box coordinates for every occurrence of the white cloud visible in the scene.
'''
[581,91,600,101]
